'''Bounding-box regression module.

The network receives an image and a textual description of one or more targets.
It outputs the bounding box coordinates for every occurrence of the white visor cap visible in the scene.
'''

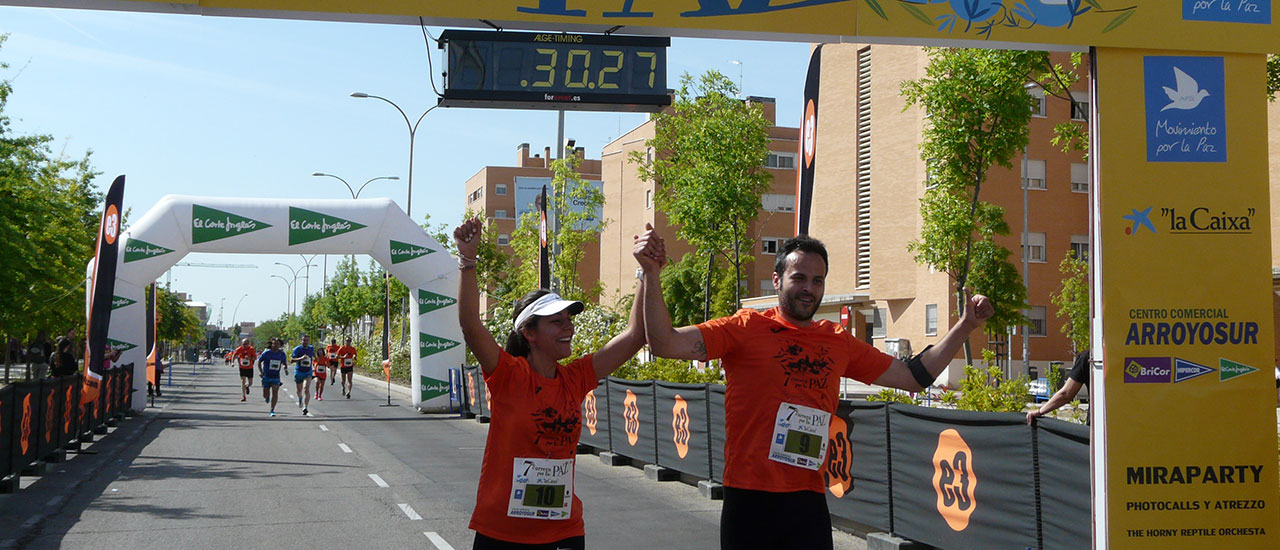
[513,293,585,332]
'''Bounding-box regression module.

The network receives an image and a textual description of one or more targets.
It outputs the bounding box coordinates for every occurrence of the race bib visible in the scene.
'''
[343,358,354,367]
[328,353,338,361]
[238,358,251,367]
[316,365,326,374]
[768,402,831,471]
[299,356,312,367]
[508,457,573,520]
[268,359,282,370]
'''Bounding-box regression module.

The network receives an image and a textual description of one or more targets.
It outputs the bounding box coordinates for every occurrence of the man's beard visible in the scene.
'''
[779,291,818,322]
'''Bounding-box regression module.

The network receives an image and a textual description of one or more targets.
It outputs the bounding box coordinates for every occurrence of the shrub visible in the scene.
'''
[867,388,922,406]
[949,364,1030,413]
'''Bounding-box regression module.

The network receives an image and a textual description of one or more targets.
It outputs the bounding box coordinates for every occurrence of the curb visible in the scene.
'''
[351,371,413,399]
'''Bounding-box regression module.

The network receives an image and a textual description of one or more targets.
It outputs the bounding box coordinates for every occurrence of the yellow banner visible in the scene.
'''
[104,0,1280,53]
[1097,47,1279,548]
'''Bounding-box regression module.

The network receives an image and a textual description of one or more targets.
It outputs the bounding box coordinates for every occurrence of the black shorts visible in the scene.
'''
[239,368,255,379]
[340,367,353,374]
[720,487,833,550]
[472,533,584,550]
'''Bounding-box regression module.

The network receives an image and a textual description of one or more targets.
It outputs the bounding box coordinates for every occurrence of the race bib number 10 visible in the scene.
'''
[508,457,573,520]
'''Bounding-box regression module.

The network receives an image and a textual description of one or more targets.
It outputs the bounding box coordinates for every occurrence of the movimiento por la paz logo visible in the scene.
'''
[1183,0,1271,25]
[1144,56,1226,163]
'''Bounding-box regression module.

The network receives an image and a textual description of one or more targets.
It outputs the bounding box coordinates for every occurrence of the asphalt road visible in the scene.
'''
[0,363,868,550]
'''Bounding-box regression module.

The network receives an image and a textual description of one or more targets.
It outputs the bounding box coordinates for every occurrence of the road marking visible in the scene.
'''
[21,517,39,529]
[424,532,455,550]
[398,503,422,520]
[319,425,328,431]
[368,474,389,488]
[47,496,64,508]
[338,443,353,453]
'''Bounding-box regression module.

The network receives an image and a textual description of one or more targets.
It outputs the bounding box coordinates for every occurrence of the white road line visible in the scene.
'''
[368,474,389,488]
[338,443,353,453]
[424,532,455,550]
[319,425,329,431]
[21,517,39,529]
[398,503,422,521]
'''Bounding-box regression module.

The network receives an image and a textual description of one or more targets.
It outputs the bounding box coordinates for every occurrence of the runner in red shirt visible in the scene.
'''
[336,338,357,399]
[324,339,341,388]
[230,339,257,402]
[453,217,651,549]
[635,232,994,550]
[313,341,329,401]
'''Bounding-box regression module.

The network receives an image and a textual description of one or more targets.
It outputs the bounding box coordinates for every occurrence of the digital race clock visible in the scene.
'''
[439,30,670,112]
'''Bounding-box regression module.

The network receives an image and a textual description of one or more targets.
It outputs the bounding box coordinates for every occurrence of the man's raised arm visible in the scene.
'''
[634,224,707,361]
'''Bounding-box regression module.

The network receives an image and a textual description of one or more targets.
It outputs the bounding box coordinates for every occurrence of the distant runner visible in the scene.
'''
[291,334,316,416]
[337,337,357,399]
[231,339,257,402]
[258,338,287,417]
[325,338,341,388]
[313,341,329,401]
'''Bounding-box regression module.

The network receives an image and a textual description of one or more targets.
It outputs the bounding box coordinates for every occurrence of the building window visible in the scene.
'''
[925,304,938,336]
[1027,85,1046,117]
[1070,235,1089,262]
[766,152,797,169]
[495,184,508,196]
[497,234,509,246]
[872,308,886,339]
[494,209,508,219]
[761,194,795,213]
[760,279,776,296]
[1025,306,1047,337]
[1070,162,1088,193]
[1022,232,1047,263]
[645,189,653,209]
[469,188,482,203]
[761,237,782,255]
[1071,91,1090,121]
[1021,158,1046,190]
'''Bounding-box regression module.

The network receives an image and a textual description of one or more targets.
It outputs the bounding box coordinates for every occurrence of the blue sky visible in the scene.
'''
[1,5,811,327]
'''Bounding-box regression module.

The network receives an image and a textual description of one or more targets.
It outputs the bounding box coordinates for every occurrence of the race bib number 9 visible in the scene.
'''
[508,457,573,520]
[768,402,831,471]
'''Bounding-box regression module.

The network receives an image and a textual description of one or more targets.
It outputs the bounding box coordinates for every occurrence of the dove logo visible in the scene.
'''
[1145,56,1226,163]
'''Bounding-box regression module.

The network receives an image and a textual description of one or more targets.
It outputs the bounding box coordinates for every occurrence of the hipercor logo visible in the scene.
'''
[671,395,690,459]
[623,389,640,446]
[824,415,852,498]
[932,428,977,532]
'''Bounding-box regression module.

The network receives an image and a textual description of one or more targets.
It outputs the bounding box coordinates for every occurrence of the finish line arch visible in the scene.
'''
[106,195,460,413]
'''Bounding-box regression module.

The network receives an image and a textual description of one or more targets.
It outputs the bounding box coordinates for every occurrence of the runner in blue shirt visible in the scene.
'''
[258,338,288,417]
[291,334,316,416]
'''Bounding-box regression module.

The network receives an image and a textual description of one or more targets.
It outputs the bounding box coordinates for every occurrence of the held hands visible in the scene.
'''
[632,223,667,273]
[453,217,482,267]
[959,287,994,331]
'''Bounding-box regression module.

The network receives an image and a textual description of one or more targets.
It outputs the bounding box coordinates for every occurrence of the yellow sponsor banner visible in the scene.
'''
[108,0,1280,53]
[1097,47,1278,548]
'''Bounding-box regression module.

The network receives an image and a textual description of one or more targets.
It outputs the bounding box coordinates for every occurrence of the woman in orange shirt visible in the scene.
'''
[454,217,656,550]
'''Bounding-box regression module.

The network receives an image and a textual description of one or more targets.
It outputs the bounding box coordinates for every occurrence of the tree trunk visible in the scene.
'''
[732,222,742,311]
[704,248,714,323]
[956,286,973,366]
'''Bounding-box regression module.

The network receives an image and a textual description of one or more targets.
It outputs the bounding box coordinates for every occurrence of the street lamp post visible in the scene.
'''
[231,293,248,333]
[349,92,435,219]
[274,261,315,316]
[269,275,293,316]
[729,60,744,96]
[312,173,401,302]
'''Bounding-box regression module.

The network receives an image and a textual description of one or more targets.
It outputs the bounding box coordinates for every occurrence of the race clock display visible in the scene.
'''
[440,30,670,112]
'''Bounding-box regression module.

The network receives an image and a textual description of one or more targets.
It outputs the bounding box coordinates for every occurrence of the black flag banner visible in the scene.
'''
[84,175,125,404]
[795,45,822,236]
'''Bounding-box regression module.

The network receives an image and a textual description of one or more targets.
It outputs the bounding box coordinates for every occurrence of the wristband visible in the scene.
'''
[906,345,937,389]
[458,255,477,270]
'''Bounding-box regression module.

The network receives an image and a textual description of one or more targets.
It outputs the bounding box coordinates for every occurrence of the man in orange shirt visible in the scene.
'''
[324,338,341,388]
[230,339,257,402]
[336,337,357,399]
[635,232,994,550]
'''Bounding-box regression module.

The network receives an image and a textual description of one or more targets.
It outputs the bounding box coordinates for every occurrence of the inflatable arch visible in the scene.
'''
[102,195,461,412]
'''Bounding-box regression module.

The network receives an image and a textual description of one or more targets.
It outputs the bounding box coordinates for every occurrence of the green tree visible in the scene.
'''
[1268,54,1280,101]
[631,70,771,319]
[901,47,1037,363]
[0,34,102,342]
[658,252,739,328]
[154,284,201,345]
[318,256,380,336]
[1050,251,1090,352]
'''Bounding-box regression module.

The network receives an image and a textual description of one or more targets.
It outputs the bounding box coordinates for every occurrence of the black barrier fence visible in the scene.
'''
[2,367,132,484]
[457,375,1090,550]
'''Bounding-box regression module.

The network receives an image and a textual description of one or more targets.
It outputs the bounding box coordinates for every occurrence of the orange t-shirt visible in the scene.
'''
[324,344,341,363]
[697,307,893,494]
[336,345,357,368]
[231,345,257,369]
[468,350,598,544]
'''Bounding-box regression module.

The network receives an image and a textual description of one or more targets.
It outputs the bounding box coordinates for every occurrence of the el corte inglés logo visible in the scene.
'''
[112,295,137,310]
[288,207,367,245]
[390,240,434,264]
[107,339,137,353]
[824,415,852,499]
[1219,358,1258,382]
[671,394,690,459]
[420,375,450,401]
[623,389,640,446]
[417,333,460,358]
[583,389,598,436]
[123,238,174,263]
[192,204,271,244]
[932,428,976,532]
[417,290,458,316]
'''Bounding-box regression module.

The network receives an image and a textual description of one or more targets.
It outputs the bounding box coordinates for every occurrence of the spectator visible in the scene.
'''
[8,337,20,363]
[1027,350,1091,425]
[26,330,52,364]
[49,337,78,377]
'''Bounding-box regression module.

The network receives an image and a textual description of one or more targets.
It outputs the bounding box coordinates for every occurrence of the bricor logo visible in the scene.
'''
[1158,206,1255,235]
[390,240,435,264]
[420,375,450,401]
[824,415,853,499]
[111,295,137,310]
[107,339,137,353]
[1144,55,1226,163]
[20,393,32,455]
[1219,358,1258,382]
[417,290,458,316]
[583,389,598,436]
[123,238,174,263]
[1123,357,1172,383]
[623,389,640,446]
[288,207,366,245]
[932,428,976,532]
[417,333,460,358]
[1173,358,1216,383]
[671,395,690,459]
[192,204,272,244]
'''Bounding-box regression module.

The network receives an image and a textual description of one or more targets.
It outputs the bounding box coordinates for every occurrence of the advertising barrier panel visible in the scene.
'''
[827,400,892,532]
[708,384,725,482]
[1037,418,1091,550]
[654,382,711,479]
[10,381,41,475]
[579,378,611,451]
[607,378,656,464]
[36,379,56,459]
[0,384,13,479]
[58,376,80,450]
[888,405,1036,550]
